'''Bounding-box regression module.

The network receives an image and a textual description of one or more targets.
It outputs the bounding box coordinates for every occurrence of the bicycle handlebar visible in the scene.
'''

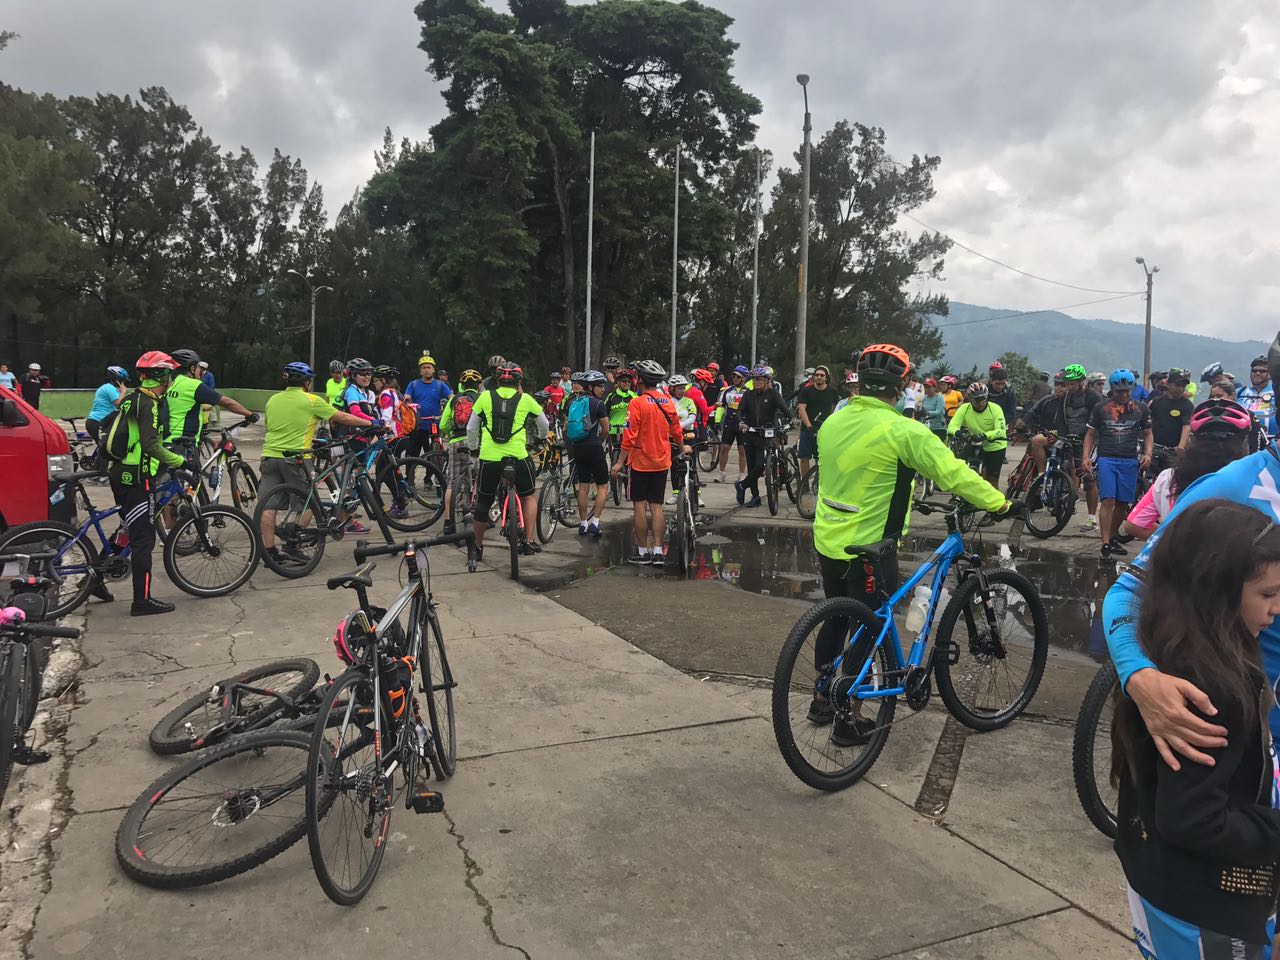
[354,524,477,563]
[1,621,81,639]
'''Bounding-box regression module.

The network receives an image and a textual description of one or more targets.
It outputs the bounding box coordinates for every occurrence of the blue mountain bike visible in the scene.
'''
[771,498,1049,791]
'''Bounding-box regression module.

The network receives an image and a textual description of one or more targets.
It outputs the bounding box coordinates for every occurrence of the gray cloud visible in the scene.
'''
[3,0,1275,339]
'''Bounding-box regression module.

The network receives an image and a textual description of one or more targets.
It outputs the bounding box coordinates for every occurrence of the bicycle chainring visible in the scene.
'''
[100,555,131,581]
[904,667,931,711]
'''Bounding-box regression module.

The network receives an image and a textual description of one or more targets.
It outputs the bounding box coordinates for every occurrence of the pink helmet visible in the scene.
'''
[332,611,374,666]
[1189,398,1252,435]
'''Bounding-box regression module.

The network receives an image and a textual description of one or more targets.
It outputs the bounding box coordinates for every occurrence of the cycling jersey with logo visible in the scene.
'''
[1087,399,1150,459]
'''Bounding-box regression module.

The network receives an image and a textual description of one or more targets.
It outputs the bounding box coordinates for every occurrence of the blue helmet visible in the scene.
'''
[107,365,129,382]
[283,361,315,380]
[1108,368,1136,388]
[751,365,770,378]
[733,364,750,376]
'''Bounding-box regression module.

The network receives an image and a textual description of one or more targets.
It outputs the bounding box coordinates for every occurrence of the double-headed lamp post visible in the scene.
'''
[794,73,812,388]
[1135,257,1159,384]
[287,268,334,377]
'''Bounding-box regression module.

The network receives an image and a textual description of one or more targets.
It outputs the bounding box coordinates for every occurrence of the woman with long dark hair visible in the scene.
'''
[1112,498,1280,956]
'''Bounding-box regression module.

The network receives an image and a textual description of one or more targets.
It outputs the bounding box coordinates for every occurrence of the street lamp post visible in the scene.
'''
[1135,257,1159,383]
[287,268,334,376]
[751,147,762,366]
[794,74,812,388]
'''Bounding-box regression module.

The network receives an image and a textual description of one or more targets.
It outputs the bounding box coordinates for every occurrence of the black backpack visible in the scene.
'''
[486,388,521,444]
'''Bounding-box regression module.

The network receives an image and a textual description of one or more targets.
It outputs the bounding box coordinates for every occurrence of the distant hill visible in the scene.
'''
[933,302,1268,377]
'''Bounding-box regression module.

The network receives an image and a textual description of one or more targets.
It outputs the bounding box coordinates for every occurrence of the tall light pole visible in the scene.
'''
[287,268,333,377]
[670,141,681,375]
[1135,257,1159,382]
[751,147,762,366]
[794,74,812,388]
[585,130,596,371]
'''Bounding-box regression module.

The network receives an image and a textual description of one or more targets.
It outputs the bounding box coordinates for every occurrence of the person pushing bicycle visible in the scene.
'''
[810,343,1016,747]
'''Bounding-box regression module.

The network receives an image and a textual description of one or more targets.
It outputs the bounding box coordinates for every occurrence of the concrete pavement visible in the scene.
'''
[1,429,1138,960]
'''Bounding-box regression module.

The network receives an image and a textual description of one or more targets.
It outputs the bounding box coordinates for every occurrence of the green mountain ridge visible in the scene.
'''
[933,303,1268,377]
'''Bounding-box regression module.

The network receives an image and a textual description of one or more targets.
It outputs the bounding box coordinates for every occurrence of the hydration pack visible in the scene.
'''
[486,388,520,444]
[565,394,594,443]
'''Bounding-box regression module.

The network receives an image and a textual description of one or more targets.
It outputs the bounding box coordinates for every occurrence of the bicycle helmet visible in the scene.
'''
[332,610,375,666]
[1190,397,1253,435]
[1200,361,1223,383]
[346,357,373,374]
[966,382,989,399]
[692,368,714,384]
[856,343,910,385]
[533,389,552,404]
[988,360,1004,372]
[603,355,622,370]
[459,368,482,388]
[496,362,523,384]
[486,354,505,369]
[581,369,607,386]
[107,365,129,382]
[668,374,690,387]
[707,362,720,373]
[803,367,816,378]
[615,368,634,382]
[329,359,345,374]
[283,361,314,382]
[169,348,201,369]
[1062,363,1086,382]
[568,371,584,383]
[1088,371,1106,385]
[923,377,937,387]
[733,364,749,376]
[136,350,179,372]
[418,354,436,367]
[1053,370,1066,385]
[373,365,399,379]
[1108,368,1136,388]
[633,359,666,384]
[940,375,957,387]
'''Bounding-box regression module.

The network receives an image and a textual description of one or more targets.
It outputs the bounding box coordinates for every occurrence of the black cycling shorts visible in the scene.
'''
[719,417,743,448]
[628,469,667,505]
[570,442,609,486]
[474,458,536,516]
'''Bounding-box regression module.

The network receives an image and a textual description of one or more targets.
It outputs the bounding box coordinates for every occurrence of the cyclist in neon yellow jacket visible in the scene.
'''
[946,381,1008,485]
[812,344,1013,748]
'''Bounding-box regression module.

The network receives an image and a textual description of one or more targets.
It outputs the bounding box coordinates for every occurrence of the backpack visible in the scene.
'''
[100,391,143,462]
[486,388,520,444]
[451,391,476,434]
[393,392,416,435]
[566,394,595,443]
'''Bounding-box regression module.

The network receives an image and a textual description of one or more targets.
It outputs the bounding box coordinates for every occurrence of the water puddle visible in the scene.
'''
[527,521,1117,661]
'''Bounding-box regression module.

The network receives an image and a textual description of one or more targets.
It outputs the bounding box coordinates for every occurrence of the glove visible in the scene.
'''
[182,458,201,475]
[246,413,261,425]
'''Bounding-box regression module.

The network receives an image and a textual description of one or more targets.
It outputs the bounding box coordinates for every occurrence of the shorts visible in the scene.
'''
[474,457,536,516]
[1128,885,1271,959]
[259,457,309,498]
[797,428,819,459]
[569,442,609,486]
[1097,456,1138,502]
[720,417,743,448]
[977,449,1006,477]
[628,468,668,505]
[445,443,470,490]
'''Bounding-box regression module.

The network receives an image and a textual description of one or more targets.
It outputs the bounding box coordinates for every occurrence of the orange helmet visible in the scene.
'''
[692,368,714,384]
[856,344,910,385]
[136,350,179,372]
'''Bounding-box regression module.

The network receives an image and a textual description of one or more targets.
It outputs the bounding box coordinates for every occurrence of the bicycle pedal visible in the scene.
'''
[13,745,51,766]
[410,789,445,814]
[937,639,960,665]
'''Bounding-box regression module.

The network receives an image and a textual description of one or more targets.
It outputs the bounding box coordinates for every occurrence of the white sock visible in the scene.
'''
[589,518,600,529]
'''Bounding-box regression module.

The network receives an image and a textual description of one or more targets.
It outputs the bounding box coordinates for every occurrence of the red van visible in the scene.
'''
[0,385,76,532]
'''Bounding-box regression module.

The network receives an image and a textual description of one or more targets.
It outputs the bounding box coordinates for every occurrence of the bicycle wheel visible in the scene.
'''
[797,466,819,520]
[375,456,445,532]
[933,568,1049,731]
[306,668,388,906]
[765,449,779,516]
[784,448,800,503]
[698,441,719,474]
[536,476,561,544]
[155,482,210,547]
[771,597,898,791]
[0,521,98,619]
[0,643,26,803]
[422,613,457,778]
[163,505,260,598]
[148,659,321,756]
[674,494,695,578]
[504,491,520,581]
[1072,662,1120,838]
[1024,473,1075,539]
[115,730,314,888]
[229,460,260,515]
[254,485,326,579]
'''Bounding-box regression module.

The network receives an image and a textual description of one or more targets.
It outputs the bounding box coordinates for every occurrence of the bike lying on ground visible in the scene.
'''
[1071,660,1120,838]
[771,498,1048,791]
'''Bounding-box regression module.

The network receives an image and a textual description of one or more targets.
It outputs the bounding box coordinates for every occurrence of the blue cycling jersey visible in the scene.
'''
[1104,443,1280,735]
[404,378,453,425]
[89,382,121,421]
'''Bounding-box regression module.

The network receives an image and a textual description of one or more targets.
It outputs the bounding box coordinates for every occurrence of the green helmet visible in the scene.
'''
[1062,363,1087,382]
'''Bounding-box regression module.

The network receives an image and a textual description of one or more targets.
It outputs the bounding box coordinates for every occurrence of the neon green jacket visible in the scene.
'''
[605,388,635,433]
[814,395,1005,560]
[947,401,1008,452]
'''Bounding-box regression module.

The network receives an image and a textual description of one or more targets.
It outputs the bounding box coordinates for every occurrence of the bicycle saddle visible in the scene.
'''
[843,538,895,562]
[326,561,376,591]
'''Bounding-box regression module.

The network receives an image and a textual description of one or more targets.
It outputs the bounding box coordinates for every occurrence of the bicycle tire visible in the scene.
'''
[1072,662,1120,839]
[933,568,1049,731]
[21,638,41,730]
[375,456,445,532]
[163,505,260,598]
[148,659,322,756]
[155,481,210,547]
[422,612,457,778]
[698,442,719,474]
[116,730,315,888]
[673,494,690,576]
[0,521,98,620]
[765,449,779,516]
[228,460,260,515]
[504,491,520,581]
[0,644,26,804]
[772,597,898,791]
[306,668,387,906]
[796,466,818,520]
[536,476,560,544]
[1024,473,1075,539]
[784,448,800,503]
[254,484,326,579]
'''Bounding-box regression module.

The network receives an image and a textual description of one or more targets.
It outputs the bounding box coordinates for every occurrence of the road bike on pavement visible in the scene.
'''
[771,497,1048,791]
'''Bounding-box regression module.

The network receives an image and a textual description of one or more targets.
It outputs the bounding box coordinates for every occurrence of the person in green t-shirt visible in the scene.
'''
[947,381,1008,485]
[164,349,254,451]
[465,363,549,559]
[324,360,348,407]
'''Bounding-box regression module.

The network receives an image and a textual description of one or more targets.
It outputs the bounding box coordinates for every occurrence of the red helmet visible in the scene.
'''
[707,362,720,372]
[989,361,1004,371]
[692,368,714,384]
[136,350,179,371]
[496,362,523,384]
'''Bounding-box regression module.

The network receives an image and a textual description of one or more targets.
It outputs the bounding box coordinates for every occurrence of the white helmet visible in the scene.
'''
[667,374,690,387]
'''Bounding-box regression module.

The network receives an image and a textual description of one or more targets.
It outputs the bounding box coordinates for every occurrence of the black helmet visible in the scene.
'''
[347,357,373,373]
[329,359,345,374]
[373,364,398,379]
[603,355,622,370]
[581,370,607,386]
[170,348,201,369]
[632,359,666,384]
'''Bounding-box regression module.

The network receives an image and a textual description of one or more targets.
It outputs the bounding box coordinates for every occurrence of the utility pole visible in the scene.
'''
[670,141,681,375]
[751,147,761,366]
[585,130,596,371]
[794,74,812,388]
[1135,257,1159,382]
[287,268,333,377]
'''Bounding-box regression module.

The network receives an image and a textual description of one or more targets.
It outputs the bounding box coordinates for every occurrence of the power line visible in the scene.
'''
[901,211,1144,296]
[932,293,1144,328]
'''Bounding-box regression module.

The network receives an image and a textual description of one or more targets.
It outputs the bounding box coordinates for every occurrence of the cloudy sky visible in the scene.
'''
[3,0,1276,339]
